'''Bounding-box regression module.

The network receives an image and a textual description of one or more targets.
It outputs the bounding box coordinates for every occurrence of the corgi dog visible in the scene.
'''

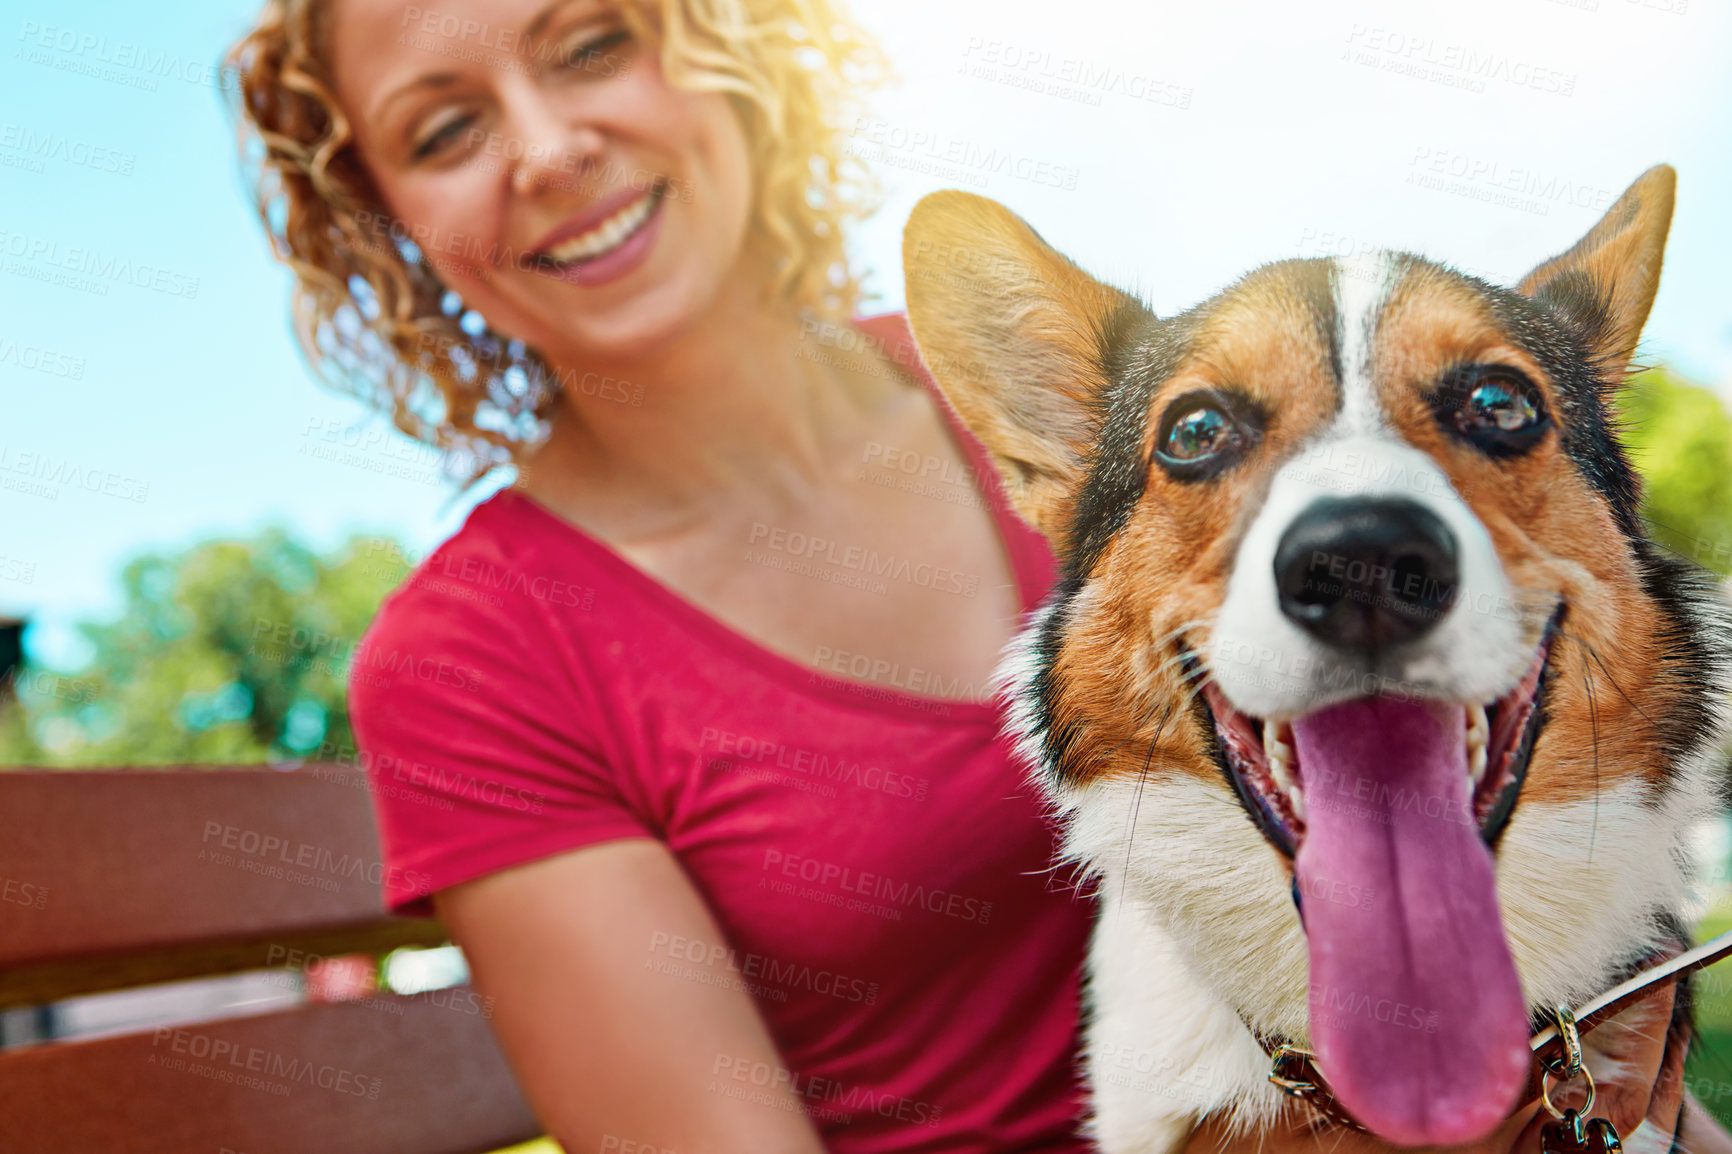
[900,166,1732,1152]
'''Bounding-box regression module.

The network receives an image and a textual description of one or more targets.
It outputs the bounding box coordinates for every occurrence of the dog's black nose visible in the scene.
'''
[1273,498,1459,651]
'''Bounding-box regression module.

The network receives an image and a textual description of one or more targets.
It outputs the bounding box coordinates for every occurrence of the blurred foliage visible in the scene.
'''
[0,530,412,766]
[1618,365,1732,576]
[1686,902,1732,1128]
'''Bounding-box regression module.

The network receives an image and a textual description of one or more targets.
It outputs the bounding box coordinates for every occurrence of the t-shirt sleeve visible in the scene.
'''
[347,578,656,916]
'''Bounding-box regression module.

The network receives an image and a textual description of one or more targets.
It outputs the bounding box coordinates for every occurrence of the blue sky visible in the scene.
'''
[3,0,1729,668]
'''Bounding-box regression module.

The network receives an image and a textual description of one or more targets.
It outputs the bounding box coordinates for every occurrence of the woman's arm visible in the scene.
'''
[435,839,829,1154]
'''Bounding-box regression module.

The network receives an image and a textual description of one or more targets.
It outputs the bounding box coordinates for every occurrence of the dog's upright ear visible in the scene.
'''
[1516,164,1675,375]
[902,191,1140,543]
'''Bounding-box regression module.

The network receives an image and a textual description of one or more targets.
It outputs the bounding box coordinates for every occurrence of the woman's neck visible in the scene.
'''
[518,281,903,542]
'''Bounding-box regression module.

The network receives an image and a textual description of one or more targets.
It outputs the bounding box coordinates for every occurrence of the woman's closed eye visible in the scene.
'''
[555,27,633,75]
[410,108,481,161]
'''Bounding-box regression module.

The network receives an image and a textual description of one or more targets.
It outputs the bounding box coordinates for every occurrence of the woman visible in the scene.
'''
[228,0,1091,1150]
[224,0,1704,1151]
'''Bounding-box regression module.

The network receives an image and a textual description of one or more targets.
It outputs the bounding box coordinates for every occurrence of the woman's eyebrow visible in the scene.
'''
[523,0,611,52]
[521,1,571,46]
[367,0,600,126]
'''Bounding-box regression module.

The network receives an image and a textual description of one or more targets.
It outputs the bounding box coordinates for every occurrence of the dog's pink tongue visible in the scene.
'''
[1290,697,1529,1147]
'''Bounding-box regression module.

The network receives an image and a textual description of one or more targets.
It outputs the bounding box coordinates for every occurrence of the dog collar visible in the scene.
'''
[1251,927,1732,1133]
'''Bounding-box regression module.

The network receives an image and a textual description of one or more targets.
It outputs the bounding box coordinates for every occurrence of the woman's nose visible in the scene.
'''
[506,103,605,197]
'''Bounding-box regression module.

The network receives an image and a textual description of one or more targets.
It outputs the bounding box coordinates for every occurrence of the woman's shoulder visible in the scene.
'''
[366,488,604,640]
[345,489,655,917]
[848,311,925,380]
[849,310,1063,607]
[799,311,926,388]
[350,487,618,720]
[852,309,915,347]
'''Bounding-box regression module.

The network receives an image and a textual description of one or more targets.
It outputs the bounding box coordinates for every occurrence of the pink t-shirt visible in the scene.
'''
[348,313,1094,1153]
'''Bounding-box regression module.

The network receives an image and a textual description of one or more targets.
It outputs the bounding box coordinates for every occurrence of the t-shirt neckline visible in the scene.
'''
[496,313,1044,723]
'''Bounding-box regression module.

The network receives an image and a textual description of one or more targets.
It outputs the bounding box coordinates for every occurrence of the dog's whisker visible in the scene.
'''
[1118,734,1158,920]
[1148,615,1218,651]
[1574,643,1603,861]
[1069,689,1176,769]
[1148,649,1206,684]
[1569,629,1661,731]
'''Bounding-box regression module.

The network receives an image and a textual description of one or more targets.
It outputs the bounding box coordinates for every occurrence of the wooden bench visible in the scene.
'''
[0,765,543,1154]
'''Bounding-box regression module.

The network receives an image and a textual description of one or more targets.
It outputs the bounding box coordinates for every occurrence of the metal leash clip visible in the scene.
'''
[1250,932,1732,1145]
[1266,1043,1368,1133]
[1267,1043,1319,1098]
[1538,1004,1622,1154]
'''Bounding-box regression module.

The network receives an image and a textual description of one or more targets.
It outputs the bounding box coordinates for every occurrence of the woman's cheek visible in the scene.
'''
[396,178,503,284]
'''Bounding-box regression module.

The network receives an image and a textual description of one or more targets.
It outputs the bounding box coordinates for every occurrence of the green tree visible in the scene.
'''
[1618,366,1732,575]
[0,530,411,766]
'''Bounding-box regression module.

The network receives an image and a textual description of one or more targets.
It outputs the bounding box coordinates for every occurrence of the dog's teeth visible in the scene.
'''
[1288,783,1306,821]
[1466,703,1490,784]
[1263,719,1296,794]
[1466,703,1489,742]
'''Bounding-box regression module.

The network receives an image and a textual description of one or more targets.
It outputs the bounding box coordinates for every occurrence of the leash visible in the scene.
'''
[1257,928,1732,1151]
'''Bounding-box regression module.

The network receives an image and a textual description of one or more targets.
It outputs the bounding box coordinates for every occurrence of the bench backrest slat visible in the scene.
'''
[0,765,543,1151]
[1,767,396,958]
[0,993,540,1154]
[0,766,452,1005]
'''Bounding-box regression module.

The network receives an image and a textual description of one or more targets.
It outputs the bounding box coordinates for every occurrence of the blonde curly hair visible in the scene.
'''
[225,0,888,480]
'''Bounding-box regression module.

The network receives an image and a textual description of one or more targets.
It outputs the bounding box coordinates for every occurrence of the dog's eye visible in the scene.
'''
[1154,390,1262,479]
[1165,407,1237,460]
[1460,381,1538,433]
[1435,367,1550,457]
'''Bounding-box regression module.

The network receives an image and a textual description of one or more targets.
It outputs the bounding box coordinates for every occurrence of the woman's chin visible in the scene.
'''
[538,268,743,366]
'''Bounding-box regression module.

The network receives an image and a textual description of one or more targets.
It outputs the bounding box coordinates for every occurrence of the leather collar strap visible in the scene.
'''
[1251,928,1732,1133]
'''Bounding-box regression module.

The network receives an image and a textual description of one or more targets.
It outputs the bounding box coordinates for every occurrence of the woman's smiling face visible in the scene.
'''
[331,0,757,362]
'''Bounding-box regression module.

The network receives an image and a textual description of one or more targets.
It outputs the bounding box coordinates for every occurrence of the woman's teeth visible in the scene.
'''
[543,192,657,264]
